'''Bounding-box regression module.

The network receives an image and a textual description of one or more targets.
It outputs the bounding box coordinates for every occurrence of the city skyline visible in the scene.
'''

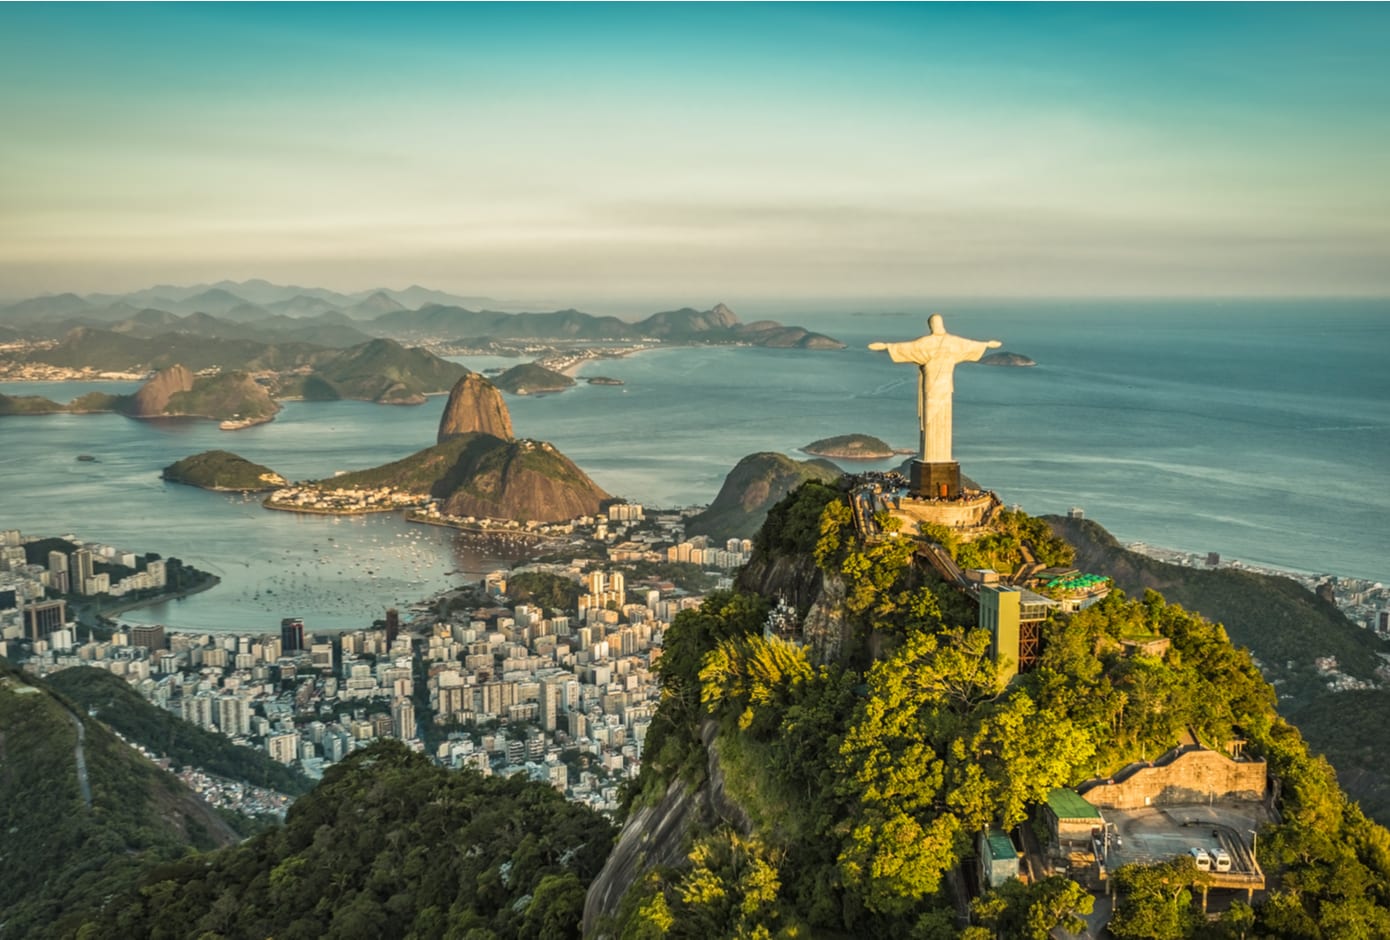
[2,3,1388,305]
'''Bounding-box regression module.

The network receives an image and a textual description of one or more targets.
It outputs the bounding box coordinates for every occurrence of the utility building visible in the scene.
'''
[978,584,1057,682]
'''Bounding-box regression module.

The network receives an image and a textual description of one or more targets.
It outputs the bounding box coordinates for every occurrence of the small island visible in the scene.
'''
[586,376,624,386]
[980,350,1036,367]
[803,433,907,459]
[162,450,287,492]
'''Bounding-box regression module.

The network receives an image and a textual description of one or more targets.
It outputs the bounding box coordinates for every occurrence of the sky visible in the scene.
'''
[2,3,1388,306]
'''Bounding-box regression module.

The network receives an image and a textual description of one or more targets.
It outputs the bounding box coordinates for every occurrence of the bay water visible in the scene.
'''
[2,299,1385,633]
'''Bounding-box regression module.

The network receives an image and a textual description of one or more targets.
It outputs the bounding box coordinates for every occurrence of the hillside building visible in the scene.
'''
[978,584,1057,682]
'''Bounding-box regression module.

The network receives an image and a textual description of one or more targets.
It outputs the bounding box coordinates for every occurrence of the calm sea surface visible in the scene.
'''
[2,299,1386,632]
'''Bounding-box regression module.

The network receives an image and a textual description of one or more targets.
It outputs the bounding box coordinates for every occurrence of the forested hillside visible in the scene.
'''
[0,660,239,938]
[44,666,311,797]
[600,483,1390,938]
[80,741,616,939]
[1049,514,1390,824]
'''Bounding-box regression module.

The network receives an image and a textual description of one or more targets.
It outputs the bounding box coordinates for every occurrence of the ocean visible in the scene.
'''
[2,298,1386,633]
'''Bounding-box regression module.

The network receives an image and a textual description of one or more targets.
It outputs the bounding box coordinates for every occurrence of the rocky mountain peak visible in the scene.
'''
[437,373,514,443]
[127,363,195,417]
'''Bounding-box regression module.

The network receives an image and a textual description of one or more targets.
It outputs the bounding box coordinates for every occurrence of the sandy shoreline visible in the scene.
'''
[543,343,660,379]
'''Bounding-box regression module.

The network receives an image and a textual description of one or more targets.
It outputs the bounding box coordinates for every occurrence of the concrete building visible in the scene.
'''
[25,599,67,642]
[130,624,165,652]
[978,584,1057,682]
[979,830,1020,888]
[268,731,301,764]
[70,549,95,594]
[392,697,416,741]
[281,618,305,653]
[1044,788,1105,847]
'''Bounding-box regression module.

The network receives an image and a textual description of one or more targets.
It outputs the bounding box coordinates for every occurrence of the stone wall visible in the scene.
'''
[1080,748,1266,810]
[888,491,998,535]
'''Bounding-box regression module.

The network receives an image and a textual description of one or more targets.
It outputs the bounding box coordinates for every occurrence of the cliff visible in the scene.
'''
[436,372,514,442]
[162,450,287,492]
[684,451,842,542]
[162,370,280,421]
[125,363,194,416]
[584,720,752,936]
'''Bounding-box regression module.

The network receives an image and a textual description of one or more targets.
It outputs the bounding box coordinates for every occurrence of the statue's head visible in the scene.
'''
[928,314,946,334]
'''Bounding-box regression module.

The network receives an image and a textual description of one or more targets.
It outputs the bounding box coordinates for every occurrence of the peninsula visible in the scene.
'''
[263,372,609,523]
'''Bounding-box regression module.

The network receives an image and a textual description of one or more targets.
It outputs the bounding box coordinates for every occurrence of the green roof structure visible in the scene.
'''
[1046,787,1102,820]
[984,830,1017,861]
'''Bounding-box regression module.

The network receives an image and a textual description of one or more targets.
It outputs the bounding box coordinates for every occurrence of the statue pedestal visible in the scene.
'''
[910,460,961,500]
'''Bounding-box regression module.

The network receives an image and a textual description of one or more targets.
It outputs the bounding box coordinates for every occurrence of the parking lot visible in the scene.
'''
[1100,800,1270,881]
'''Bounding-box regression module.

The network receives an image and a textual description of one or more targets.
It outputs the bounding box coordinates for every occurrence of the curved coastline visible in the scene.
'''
[96,575,222,619]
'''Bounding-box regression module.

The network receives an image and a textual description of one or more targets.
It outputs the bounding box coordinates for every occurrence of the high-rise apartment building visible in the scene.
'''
[25,599,67,642]
[130,624,165,652]
[69,549,95,594]
[281,617,305,653]
[391,697,417,741]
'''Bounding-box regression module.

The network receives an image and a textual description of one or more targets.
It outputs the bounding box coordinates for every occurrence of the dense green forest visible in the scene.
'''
[1050,515,1390,823]
[608,484,1390,938]
[0,660,239,939]
[161,449,286,491]
[44,666,311,797]
[506,570,584,613]
[80,741,616,939]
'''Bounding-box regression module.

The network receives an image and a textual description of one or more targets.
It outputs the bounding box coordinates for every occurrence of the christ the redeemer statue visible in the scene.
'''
[870,314,1000,498]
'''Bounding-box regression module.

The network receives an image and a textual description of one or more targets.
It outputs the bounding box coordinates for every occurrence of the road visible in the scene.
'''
[62,705,93,809]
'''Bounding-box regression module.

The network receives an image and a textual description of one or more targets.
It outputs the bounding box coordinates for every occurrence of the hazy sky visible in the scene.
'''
[2,3,1387,305]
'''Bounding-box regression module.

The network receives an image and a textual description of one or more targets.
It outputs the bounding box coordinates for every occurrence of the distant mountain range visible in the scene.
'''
[1,339,470,421]
[0,280,844,350]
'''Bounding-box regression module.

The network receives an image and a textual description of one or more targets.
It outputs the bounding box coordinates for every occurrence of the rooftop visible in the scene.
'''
[1046,787,1103,820]
[984,829,1017,861]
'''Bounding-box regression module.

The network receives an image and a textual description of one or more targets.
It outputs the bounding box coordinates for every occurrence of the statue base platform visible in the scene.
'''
[910,460,962,500]
[887,489,1000,538]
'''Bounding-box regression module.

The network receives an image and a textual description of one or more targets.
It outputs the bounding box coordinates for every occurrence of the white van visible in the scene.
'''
[1212,848,1232,872]
[1189,847,1212,871]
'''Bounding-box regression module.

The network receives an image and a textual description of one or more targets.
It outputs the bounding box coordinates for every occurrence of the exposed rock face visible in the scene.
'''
[126,364,195,417]
[437,373,513,443]
[583,720,751,936]
[439,436,609,523]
